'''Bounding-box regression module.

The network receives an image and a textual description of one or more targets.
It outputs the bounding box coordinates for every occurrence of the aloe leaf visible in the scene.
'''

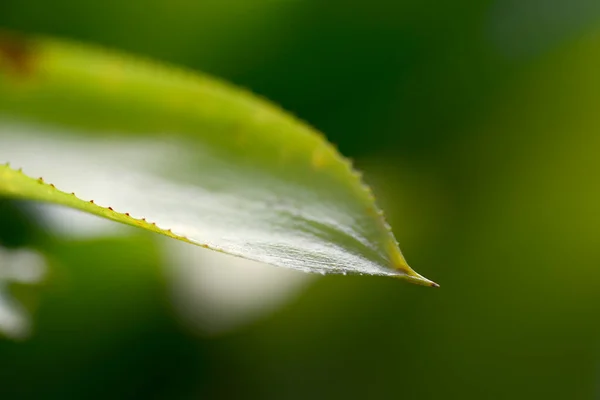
[0,32,437,287]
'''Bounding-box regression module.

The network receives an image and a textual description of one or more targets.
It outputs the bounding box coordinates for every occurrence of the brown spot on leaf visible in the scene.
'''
[0,31,37,77]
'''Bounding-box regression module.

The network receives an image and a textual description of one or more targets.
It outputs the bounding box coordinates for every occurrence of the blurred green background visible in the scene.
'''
[1,0,600,398]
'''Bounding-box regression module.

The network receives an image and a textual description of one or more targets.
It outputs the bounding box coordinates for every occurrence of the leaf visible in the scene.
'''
[0,32,437,287]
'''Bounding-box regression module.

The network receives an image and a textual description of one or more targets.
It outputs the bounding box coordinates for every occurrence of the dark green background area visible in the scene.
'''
[1,1,600,399]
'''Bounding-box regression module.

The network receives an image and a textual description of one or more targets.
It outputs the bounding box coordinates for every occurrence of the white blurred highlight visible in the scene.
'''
[0,247,46,339]
[164,239,314,335]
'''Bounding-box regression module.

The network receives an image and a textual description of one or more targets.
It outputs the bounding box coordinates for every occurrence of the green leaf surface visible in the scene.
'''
[0,32,437,287]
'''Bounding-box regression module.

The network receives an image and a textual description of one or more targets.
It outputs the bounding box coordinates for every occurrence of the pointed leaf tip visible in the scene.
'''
[400,272,440,288]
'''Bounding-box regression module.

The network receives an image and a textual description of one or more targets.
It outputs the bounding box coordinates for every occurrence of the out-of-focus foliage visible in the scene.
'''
[1,0,600,399]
